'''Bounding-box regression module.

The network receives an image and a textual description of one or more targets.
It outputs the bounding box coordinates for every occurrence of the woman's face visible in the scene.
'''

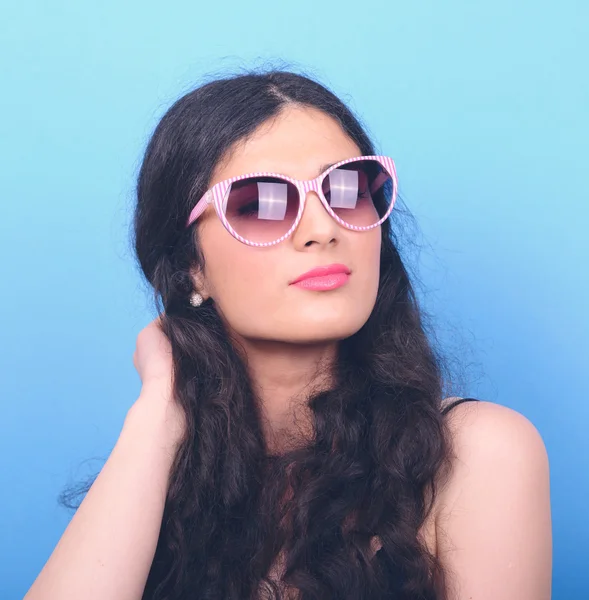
[192,105,382,344]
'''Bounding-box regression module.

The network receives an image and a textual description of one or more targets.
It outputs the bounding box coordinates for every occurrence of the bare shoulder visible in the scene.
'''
[434,399,552,599]
[441,398,548,468]
[438,398,549,508]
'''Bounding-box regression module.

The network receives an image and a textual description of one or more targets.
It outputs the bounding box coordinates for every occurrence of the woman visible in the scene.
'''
[25,69,552,600]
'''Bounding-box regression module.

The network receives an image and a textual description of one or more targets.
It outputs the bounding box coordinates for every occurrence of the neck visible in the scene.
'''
[235,337,338,451]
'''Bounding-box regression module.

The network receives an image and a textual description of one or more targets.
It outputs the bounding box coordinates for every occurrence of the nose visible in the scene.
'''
[290,191,340,250]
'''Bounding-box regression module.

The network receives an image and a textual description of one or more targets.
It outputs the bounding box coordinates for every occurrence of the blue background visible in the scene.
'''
[1,1,587,598]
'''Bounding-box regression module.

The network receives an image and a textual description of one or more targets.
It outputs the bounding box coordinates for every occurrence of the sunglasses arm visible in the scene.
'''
[370,171,391,194]
[186,191,212,227]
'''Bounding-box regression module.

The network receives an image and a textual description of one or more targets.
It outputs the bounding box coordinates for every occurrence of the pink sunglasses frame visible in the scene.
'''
[185,155,398,247]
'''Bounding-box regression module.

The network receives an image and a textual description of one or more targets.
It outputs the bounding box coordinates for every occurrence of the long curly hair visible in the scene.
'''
[63,67,466,599]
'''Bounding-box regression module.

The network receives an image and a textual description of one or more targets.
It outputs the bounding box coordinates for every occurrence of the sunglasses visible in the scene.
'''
[185,155,398,247]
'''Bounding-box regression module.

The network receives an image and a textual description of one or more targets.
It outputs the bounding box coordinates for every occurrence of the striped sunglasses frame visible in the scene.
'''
[185,155,398,247]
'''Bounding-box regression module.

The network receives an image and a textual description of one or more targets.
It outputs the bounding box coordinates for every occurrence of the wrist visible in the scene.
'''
[125,388,187,449]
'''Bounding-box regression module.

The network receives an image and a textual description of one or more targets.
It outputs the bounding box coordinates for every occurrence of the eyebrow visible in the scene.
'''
[317,162,336,176]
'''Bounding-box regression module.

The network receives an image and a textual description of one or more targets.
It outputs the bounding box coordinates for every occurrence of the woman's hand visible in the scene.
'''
[130,315,187,445]
[133,315,174,392]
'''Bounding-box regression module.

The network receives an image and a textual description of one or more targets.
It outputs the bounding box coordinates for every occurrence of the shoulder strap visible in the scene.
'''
[441,397,479,415]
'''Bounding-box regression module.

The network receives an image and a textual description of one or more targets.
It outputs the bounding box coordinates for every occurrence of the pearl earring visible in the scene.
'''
[189,291,203,307]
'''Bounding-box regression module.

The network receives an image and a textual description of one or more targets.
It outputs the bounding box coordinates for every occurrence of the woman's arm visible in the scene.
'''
[436,400,552,600]
[24,388,185,600]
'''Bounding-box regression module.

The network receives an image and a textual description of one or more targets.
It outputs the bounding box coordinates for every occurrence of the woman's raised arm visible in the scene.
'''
[25,317,186,600]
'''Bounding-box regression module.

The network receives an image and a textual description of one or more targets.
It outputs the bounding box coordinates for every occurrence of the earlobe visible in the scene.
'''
[189,266,210,301]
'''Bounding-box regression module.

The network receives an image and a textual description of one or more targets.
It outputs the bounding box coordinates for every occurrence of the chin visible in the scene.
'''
[284,315,368,343]
[232,301,374,344]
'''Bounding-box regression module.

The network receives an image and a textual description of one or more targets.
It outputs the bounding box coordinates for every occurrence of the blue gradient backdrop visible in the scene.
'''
[1,1,587,598]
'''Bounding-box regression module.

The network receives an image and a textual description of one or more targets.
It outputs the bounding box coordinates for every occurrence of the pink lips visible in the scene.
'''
[290,263,351,291]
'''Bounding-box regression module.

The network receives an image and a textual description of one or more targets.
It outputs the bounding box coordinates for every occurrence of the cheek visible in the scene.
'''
[351,231,382,311]
[200,224,284,331]
[352,227,381,277]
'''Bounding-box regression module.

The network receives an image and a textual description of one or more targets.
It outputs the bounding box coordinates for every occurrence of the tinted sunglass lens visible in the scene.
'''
[322,159,394,227]
[223,177,299,243]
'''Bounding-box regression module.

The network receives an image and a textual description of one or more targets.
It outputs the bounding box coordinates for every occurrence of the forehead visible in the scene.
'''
[209,105,362,186]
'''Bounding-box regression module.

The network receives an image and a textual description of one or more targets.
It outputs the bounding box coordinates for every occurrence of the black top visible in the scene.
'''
[441,396,480,415]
